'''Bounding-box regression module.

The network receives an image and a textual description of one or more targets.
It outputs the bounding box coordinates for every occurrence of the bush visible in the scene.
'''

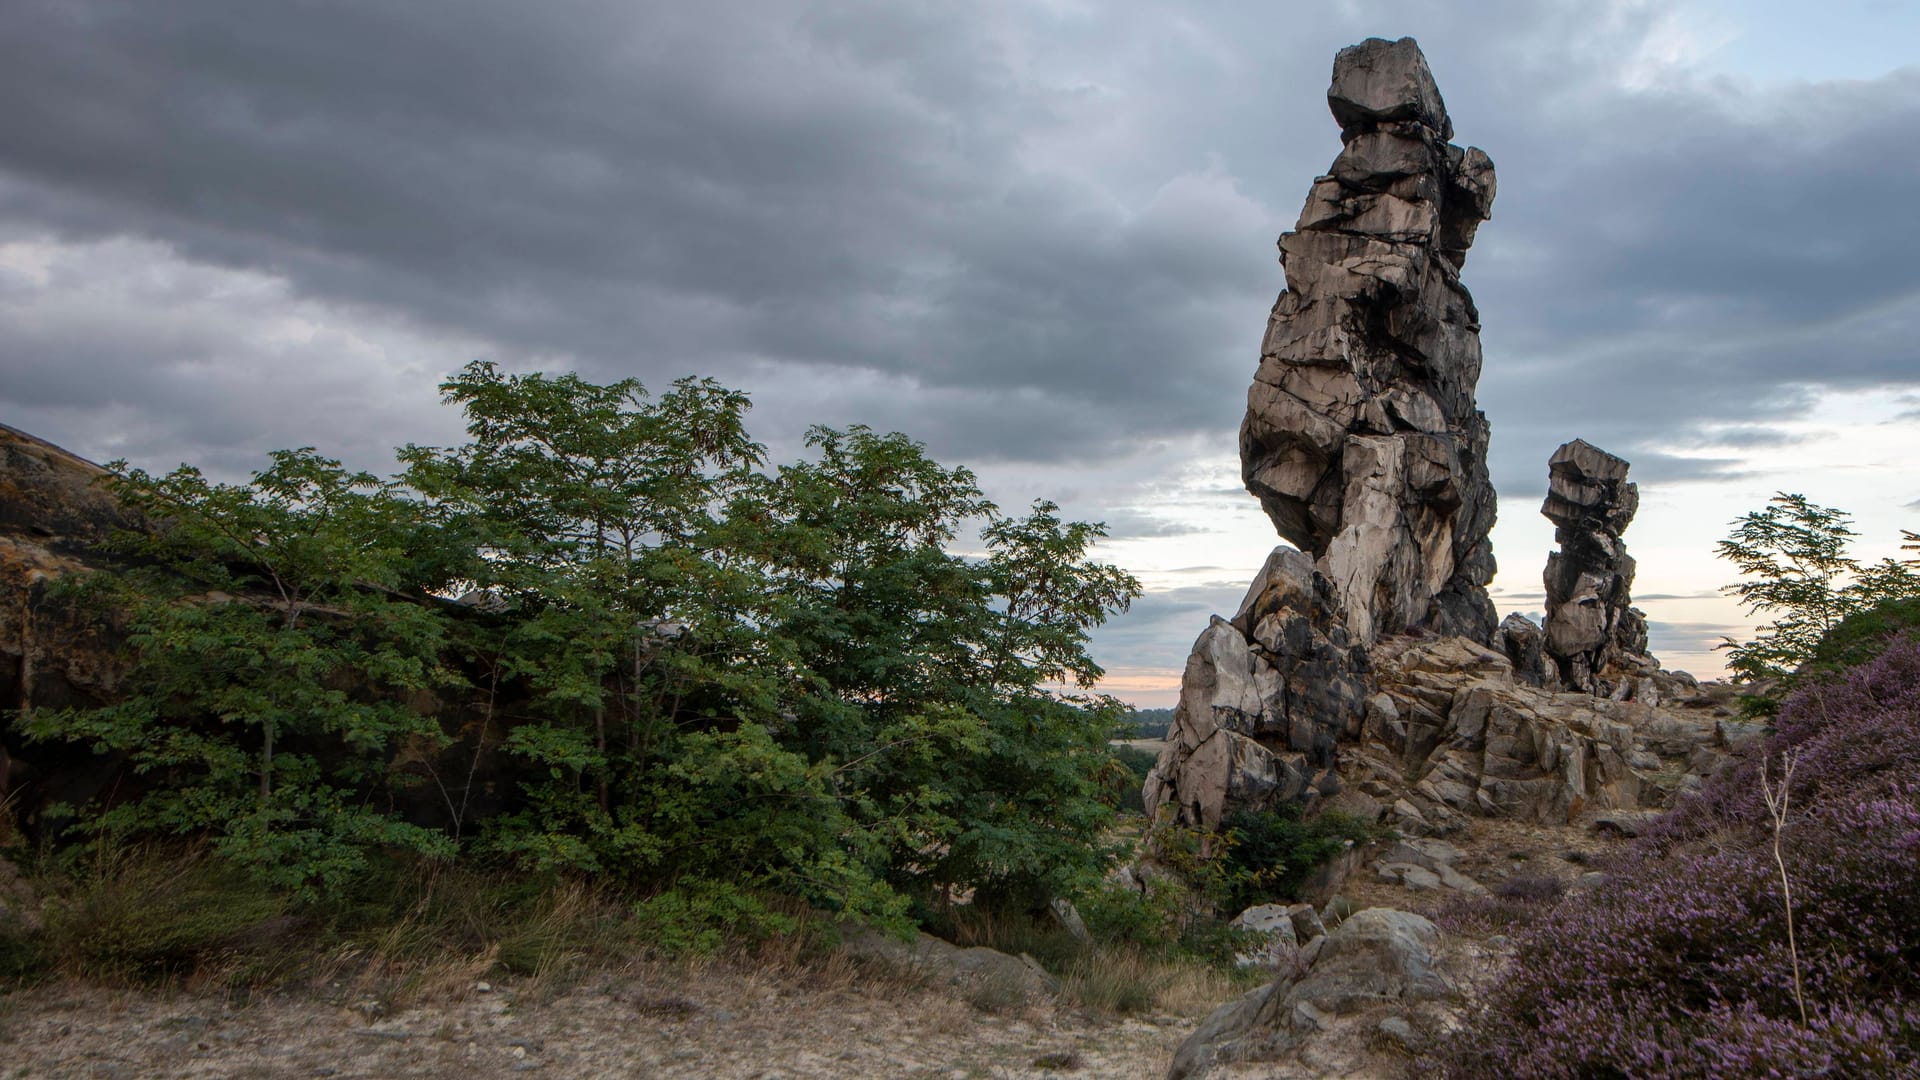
[1796,595,1920,686]
[18,363,1141,940]
[1213,806,1375,912]
[1109,744,1159,814]
[1432,873,1566,936]
[1427,641,1920,1077]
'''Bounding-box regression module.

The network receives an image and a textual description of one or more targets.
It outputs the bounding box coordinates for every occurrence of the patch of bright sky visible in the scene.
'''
[1687,0,1920,83]
[1095,388,1920,707]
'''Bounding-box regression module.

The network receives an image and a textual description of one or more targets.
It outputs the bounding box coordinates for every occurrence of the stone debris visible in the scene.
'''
[1167,908,1458,1080]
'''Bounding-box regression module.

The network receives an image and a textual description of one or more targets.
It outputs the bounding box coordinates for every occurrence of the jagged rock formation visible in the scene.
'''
[1240,35,1499,647]
[1146,37,1499,829]
[1541,439,1650,694]
[1142,548,1369,828]
[1341,636,1746,836]
[1494,610,1552,687]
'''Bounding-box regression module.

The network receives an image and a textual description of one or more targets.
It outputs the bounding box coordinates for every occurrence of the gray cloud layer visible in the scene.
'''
[3,0,1917,684]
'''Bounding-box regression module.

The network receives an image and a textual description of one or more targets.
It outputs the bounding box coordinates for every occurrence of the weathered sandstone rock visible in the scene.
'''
[1241,35,1499,647]
[1168,908,1451,1079]
[1541,439,1649,693]
[1345,636,1736,832]
[1142,548,1369,828]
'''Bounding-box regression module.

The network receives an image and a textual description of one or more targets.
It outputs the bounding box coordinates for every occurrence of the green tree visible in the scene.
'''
[1717,493,1920,684]
[24,364,1142,928]
[18,451,460,896]
[744,426,1142,910]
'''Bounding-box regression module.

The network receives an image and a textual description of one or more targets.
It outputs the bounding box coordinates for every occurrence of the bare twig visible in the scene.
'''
[1759,750,1809,1027]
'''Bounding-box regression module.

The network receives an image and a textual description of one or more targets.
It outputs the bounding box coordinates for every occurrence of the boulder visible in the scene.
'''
[1495,611,1553,687]
[1167,907,1450,1079]
[1241,35,1499,648]
[837,924,1057,1002]
[1228,903,1300,968]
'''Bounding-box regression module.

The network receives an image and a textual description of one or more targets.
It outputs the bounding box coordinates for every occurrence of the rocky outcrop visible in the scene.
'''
[1342,636,1748,836]
[1240,36,1499,647]
[1541,439,1649,694]
[0,424,143,820]
[1168,907,1459,1079]
[1142,548,1370,828]
[1145,36,1501,831]
[1494,610,1552,687]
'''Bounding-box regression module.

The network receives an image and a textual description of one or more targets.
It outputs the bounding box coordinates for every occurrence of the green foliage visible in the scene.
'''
[630,878,805,957]
[1151,806,1377,915]
[1124,708,1174,739]
[1716,494,1920,685]
[18,451,460,896]
[22,361,1141,944]
[1109,744,1159,814]
[1214,807,1375,912]
[1076,878,1186,952]
[1796,597,1920,686]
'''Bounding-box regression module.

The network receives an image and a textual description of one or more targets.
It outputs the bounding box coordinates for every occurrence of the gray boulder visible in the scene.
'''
[1167,908,1449,1079]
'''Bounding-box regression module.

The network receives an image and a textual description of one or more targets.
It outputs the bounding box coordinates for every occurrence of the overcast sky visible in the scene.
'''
[5,0,1918,705]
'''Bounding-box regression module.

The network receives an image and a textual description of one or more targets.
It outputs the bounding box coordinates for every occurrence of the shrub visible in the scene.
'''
[1109,743,1160,814]
[1213,806,1376,912]
[1432,873,1566,936]
[1427,641,1920,1077]
[20,363,1141,938]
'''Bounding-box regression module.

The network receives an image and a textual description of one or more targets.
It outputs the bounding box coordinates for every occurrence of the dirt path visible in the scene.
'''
[1,965,1197,1080]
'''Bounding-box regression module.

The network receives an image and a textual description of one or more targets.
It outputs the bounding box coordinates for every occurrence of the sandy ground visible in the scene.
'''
[0,965,1199,1080]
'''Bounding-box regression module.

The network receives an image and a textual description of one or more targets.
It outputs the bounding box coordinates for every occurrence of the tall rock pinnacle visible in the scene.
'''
[1541,439,1649,692]
[1145,37,1496,829]
[1240,36,1499,646]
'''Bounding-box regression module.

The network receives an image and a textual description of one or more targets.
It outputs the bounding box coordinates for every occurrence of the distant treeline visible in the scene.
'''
[1123,707,1173,739]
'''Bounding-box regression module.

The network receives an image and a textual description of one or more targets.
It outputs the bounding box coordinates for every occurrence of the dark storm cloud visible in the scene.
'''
[5,0,1918,483]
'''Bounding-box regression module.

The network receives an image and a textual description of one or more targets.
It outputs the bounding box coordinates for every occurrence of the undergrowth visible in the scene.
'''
[1426,640,1920,1077]
[0,838,1255,1019]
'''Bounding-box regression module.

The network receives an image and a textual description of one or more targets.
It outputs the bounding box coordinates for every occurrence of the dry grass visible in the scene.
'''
[1060,945,1256,1016]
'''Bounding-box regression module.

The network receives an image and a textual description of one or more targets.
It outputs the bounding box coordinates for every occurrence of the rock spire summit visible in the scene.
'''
[1240,35,1499,645]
